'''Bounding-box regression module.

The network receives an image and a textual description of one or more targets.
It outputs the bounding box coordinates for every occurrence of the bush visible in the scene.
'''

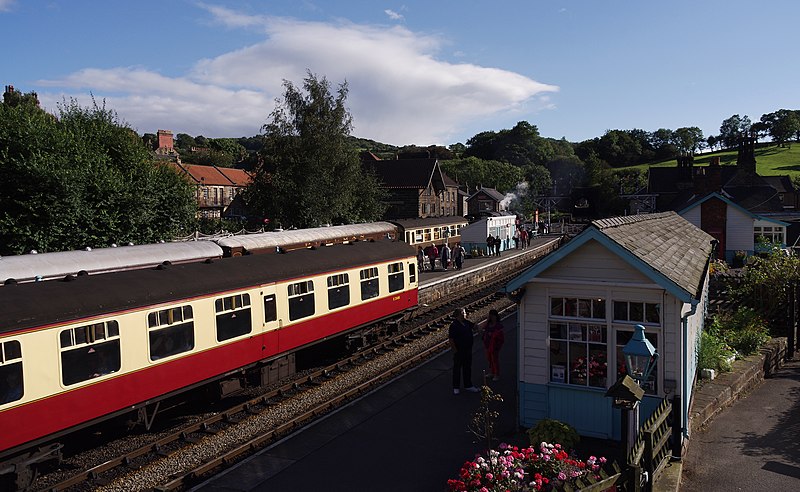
[698,330,732,373]
[710,307,770,356]
[526,419,579,452]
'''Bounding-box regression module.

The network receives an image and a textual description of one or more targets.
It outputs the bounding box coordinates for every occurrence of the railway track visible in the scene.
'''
[34,242,557,491]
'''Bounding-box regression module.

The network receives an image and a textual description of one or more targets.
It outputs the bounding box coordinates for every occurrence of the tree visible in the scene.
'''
[245,72,386,228]
[440,156,522,193]
[0,89,196,255]
[706,135,718,151]
[760,109,800,147]
[464,121,555,167]
[672,126,705,154]
[719,114,751,149]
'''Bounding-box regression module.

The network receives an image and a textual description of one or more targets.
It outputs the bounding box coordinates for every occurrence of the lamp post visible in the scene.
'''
[622,324,659,453]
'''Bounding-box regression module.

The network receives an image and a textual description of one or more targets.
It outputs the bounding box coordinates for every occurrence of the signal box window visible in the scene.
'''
[388,262,405,293]
[0,340,23,405]
[327,273,350,310]
[288,280,315,321]
[360,267,379,300]
[215,293,252,342]
[59,321,121,386]
[263,294,278,323]
[148,305,195,361]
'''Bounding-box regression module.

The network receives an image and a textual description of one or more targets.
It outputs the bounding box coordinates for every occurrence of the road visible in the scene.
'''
[681,358,800,491]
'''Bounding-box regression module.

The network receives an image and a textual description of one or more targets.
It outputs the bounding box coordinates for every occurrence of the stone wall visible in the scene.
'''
[689,337,787,435]
[418,238,561,305]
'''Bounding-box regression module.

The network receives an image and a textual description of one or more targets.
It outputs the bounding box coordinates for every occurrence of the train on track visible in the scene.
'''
[0,239,419,489]
[0,217,468,285]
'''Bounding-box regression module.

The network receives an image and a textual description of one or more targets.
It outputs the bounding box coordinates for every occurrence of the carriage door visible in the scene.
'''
[260,286,281,355]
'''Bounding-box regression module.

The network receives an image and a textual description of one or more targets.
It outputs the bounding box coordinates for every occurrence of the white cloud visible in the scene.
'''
[0,0,16,12]
[384,9,404,21]
[38,7,558,145]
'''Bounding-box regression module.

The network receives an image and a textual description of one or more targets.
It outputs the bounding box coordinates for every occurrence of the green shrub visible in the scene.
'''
[710,308,770,356]
[527,419,580,452]
[698,330,732,373]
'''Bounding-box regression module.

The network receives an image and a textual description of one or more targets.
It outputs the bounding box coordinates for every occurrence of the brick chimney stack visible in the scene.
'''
[736,135,757,175]
[707,156,722,192]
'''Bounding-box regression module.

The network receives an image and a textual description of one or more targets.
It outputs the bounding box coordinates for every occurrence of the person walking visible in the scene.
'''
[482,309,505,381]
[453,242,465,270]
[449,308,479,394]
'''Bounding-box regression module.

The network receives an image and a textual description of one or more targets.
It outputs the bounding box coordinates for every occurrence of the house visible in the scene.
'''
[506,212,713,441]
[467,187,507,218]
[170,162,251,219]
[366,157,461,219]
[647,138,799,259]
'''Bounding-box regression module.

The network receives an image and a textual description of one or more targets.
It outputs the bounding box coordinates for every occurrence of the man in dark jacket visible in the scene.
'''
[448,308,480,394]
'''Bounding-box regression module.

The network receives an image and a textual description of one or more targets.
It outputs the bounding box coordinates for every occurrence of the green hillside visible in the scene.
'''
[618,144,800,178]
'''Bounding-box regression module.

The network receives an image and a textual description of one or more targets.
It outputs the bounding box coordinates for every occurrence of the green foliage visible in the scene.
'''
[464,121,560,167]
[526,419,580,452]
[0,92,196,255]
[440,156,524,193]
[698,330,733,373]
[246,72,386,228]
[719,114,752,149]
[710,308,770,356]
[468,385,504,450]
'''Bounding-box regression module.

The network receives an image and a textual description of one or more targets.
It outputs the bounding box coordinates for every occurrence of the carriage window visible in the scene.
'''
[263,294,277,323]
[60,321,121,386]
[288,280,315,321]
[409,263,416,284]
[1,340,23,405]
[327,273,350,310]
[215,293,252,342]
[360,267,379,300]
[388,262,405,293]
[148,305,195,361]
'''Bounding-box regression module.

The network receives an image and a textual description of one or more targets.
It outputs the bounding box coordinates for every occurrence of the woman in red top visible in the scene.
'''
[482,309,505,381]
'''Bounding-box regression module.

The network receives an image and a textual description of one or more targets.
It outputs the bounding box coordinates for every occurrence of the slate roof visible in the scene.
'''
[468,187,506,202]
[591,212,714,297]
[368,159,440,188]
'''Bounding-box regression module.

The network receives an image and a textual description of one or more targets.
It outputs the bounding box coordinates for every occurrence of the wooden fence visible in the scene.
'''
[627,398,674,491]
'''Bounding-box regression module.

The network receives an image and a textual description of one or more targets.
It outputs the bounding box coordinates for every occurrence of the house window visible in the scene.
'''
[360,267,379,300]
[215,293,252,342]
[327,273,350,310]
[613,301,660,324]
[60,320,121,385]
[0,340,23,404]
[550,297,606,320]
[549,322,607,388]
[288,280,315,321]
[388,262,404,292]
[754,226,784,245]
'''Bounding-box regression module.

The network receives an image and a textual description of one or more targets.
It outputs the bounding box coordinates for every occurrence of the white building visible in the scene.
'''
[459,213,517,255]
[506,212,713,440]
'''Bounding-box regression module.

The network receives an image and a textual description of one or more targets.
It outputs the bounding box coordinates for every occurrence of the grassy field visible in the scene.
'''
[617,143,800,178]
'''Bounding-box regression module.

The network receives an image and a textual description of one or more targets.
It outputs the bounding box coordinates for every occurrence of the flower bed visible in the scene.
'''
[447,442,608,492]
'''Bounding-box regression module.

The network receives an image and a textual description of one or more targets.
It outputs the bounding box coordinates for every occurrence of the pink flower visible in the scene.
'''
[558,472,567,481]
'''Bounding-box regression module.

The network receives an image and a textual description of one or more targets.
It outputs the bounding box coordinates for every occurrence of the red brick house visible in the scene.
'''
[170,162,251,219]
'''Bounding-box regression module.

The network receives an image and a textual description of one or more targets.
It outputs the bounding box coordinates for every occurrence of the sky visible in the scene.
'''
[2,0,799,146]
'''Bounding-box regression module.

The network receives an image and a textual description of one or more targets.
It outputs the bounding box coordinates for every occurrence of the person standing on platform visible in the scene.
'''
[482,309,505,381]
[427,243,438,271]
[449,308,480,394]
[441,243,451,270]
[453,242,465,270]
[486,235,494,257]
[417,246,426,272]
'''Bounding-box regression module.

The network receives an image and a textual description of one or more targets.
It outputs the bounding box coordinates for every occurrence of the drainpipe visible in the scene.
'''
[680,299,699,443]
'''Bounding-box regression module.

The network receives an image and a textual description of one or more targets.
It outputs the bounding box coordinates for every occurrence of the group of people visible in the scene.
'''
[512,227,532,250]
[417,242,466,272]
[485,235,502,257]
[448,308,504,394]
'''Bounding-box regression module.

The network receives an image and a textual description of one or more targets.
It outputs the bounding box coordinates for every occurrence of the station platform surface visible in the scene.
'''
[194,311,524,492]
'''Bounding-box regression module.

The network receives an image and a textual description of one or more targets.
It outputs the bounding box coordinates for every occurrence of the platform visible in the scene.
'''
[194,312,523,492]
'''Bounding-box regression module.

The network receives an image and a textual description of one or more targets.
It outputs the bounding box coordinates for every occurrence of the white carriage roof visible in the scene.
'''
[216,222,396,251]
[0,241,223,284]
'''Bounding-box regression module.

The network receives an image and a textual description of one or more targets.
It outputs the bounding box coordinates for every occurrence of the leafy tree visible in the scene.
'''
[650,128,677,160]
[544,155,586,196]
[440,156,522,193]
[673,126,705,154]
[0,90,196,255]
[465,121,554,167]
[760,109,800,147]
[706,135,718,151]
[448,142,466,158]
[245,72,386,228]
[719,114,751,149]
[521,164,552,197]
[174,133,196,152]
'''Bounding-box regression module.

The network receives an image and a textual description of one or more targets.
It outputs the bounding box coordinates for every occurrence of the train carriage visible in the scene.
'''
[390,217,469,249]
[0,240,417,484]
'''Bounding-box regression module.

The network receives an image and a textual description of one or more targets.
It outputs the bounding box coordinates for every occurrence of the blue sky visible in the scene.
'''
[2,0,798,146]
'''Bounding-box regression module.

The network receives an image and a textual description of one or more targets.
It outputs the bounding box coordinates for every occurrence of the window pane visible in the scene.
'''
[568,323,585,342]
[587,325,606,343]
[148,312,158,328]
[549,322,567,340]
[215,299,223,312]
[264,295,277,322]
[0,362,23,404]
[592,299,606,319]
[629,303,644,322]
[388,272,404,293]
[60,331,73,348]
[645,304,660,324]
[75,327,88,345]
[588,345,607,388]
[107,321,119,338]
[613,301,628,321]
[216,308,252,342]
[550,341,567,383]
[361,279,379,300]
[223,297,233,311]
[328,287,350,310]
[93,323,105,341]
[568,342,587,385]
[550,298,563,316]
[564,298,577,317]
[61,339,121,385]
[578,299,591,318]
[5,341,21,360]
[289,293,315,321]
[150,323,194,360]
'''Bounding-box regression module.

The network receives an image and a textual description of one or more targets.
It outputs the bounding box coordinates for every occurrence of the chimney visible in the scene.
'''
[156,129,174,154]
[676,154,694,181]
[693,167,707,195]
[736,135,757,175]
[707,156,722,192]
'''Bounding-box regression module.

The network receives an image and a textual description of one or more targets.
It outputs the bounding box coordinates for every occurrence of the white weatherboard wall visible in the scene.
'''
[681,206,701,228]
[518,238,691,439]
[726,205,755,252]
